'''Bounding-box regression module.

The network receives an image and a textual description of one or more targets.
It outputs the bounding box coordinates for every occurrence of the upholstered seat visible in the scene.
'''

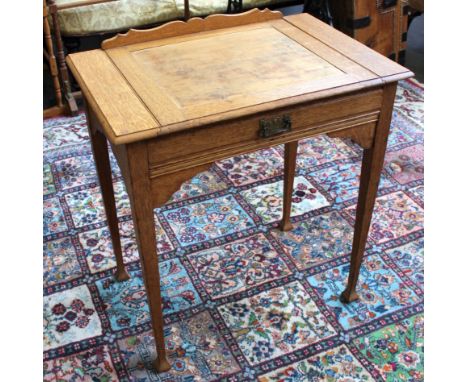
[55,0,180,36]
[55,0,286,36]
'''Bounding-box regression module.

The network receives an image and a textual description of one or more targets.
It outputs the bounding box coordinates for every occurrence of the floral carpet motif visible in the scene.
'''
[311,162,394,204]
[258,344,373,381]
[217,148,284,186]
[43,197,68,236]
[118,311,241,381]
[43,285,102,351]
[187,233,292,299]
[44,237,82,286]
[96,261,201,330]
[353,314,424,382]
[218,281,337,365]
[162,194,256,247]
[384,144,424,185]
[296,135,357,168]
[240,176,329,224]
[169,171,228,203]
[43,164,56,195]
[344,191,424,244]
[307,254,420,330]
[54,153,100,190]
[79,221,140,274]
[272,211,354,270]
[44,345,120,381]
[43,79,424,381]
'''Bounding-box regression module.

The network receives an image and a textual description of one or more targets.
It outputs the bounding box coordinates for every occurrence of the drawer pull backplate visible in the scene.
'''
[259,115,291,138]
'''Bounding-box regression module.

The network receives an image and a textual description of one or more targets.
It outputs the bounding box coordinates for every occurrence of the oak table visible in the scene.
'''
[67,9,413,372]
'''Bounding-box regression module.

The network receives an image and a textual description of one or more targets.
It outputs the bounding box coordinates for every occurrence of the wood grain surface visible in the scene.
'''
[68,11,412,145]
[66,50,159,141]
[75,9,414,373]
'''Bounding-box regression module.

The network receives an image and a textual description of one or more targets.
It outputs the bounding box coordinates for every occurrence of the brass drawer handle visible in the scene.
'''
[259,115,291,138]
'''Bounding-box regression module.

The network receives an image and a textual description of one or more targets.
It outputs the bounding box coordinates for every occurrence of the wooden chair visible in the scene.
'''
[44,0,64,117]
[44,0,117,117]
[44,0,190,118]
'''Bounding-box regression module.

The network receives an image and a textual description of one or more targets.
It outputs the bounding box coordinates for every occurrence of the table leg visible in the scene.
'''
[126,142,170,372]
[86,105,130,282]
[281,141,298,231]
[340,84,397,303]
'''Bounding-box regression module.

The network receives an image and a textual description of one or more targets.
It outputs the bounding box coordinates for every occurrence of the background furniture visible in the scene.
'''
[53,0,300,37]
[44,0,120,117]
[44,0,301,116]
[67,8,412,372]
[44,0,414,116]
[408,0,423,12]
[327,0,409,64]
[302,0,334,24]
[44,0,63,116]
[44,0,191,116]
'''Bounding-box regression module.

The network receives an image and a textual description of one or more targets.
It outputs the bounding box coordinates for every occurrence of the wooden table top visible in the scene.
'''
[67,9,412,145]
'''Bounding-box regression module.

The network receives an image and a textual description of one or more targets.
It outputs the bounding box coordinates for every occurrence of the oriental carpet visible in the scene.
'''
[43,79,424,381]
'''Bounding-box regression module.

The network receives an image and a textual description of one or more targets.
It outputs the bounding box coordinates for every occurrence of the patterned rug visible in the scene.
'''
[43,79,424,381]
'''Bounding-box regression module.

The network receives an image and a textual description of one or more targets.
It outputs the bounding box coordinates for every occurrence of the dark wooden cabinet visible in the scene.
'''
[328,0,409,64]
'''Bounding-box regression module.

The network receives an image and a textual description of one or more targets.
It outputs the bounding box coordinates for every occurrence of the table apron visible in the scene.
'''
[147,88,383,177]
[149,113,378,178]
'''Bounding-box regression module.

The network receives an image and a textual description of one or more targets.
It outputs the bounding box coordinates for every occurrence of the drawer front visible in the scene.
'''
[148,89,383,177]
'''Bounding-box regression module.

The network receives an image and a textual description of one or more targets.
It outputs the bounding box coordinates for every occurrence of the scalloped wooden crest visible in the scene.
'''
[101,8,283,50]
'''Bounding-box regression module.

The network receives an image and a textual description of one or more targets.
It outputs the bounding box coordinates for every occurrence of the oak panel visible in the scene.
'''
[147,89,383,174]
[146,28,341,118]
[102,8,283,49]
[69,10,412,146]
[75,10,413,372]
[109,24,360,125]
[66,50,159,142]
[284,13,411,80]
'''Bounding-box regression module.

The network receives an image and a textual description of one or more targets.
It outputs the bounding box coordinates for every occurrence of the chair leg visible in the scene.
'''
[49,0,79,116]
[43,0,63,109]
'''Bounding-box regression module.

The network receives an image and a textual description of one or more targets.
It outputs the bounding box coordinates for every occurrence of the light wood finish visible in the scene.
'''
[68,11,411,145]
[68,10,413,372]
[124,142,171,372]
[101,8,282,49]
[280,141,298,232]
[66,50,159,139]
[85,103,130,282]
[146,89,382,176]
[340,83,398,303]
[327,122,375,149]
[285,13,408,79]
[107,23,374,126]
